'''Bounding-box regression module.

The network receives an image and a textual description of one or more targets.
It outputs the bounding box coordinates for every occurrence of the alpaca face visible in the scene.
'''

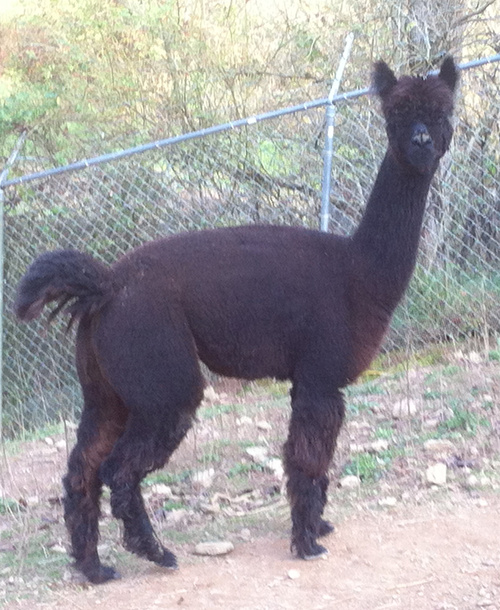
[372,57,458,174]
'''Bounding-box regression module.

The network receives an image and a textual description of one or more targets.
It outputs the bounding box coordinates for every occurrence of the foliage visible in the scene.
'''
[2,0,498,163]
[0,0,346,162]
[342,452,392,482]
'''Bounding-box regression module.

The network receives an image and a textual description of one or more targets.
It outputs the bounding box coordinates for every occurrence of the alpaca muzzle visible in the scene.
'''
[406,122,438,173]
[411,123,432,147]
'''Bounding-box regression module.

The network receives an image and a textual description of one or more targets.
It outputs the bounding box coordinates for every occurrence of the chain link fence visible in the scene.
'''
[1,57,500,437]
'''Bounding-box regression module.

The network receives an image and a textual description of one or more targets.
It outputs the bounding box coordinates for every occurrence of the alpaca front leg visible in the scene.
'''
[283,387,345,559]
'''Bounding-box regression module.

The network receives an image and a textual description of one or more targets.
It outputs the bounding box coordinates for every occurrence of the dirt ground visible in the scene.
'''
[2,357,500,610]
[3,496,500,610]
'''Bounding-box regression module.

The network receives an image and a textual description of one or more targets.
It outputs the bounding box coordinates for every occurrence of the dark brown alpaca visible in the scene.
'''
[14,57,457,584]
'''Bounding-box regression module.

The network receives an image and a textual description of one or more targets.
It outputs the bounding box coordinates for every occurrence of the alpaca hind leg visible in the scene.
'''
[283,386,345,559]
[99,408,198,568]
[94,298,204,568]
[63,394,126,583]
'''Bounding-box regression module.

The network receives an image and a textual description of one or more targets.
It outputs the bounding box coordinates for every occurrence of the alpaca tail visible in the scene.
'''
[14,249,112,328]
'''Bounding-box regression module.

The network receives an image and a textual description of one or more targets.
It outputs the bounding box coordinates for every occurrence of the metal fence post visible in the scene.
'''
[0,132,26,439]
[320,32,354,232]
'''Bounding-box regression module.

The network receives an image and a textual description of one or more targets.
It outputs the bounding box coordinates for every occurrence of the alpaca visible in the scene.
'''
[14,57,458,584]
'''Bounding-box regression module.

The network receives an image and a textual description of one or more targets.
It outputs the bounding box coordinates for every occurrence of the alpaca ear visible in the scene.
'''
[438,56,458,92]
[372,61,398,98]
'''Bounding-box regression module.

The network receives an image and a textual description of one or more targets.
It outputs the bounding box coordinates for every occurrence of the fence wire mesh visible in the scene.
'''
[1,61,499,436]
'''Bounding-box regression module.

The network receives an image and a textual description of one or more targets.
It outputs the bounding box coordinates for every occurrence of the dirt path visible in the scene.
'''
[5,496,500,610]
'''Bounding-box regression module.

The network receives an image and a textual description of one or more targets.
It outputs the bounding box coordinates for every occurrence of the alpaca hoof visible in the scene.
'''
[303,545,329,561]
[292,538,329,561]
[155,548,178,570]
[98,565,122,582]
[76,562,121,584]
[318,519,335,538]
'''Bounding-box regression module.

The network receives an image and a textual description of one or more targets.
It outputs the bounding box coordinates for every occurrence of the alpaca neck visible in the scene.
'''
[350,150,435,310]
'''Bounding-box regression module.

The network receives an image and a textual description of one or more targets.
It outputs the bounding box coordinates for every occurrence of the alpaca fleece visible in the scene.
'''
[14,57,458,584]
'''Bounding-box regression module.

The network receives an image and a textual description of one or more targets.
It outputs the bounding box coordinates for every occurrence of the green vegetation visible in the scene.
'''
[0,497,22,516]
[438,403,491,437]
[228,462,265,478]
[1,0,497,163]
[342,451,392,482]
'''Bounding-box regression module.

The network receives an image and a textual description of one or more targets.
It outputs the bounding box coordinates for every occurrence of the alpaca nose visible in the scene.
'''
[411,123,432,147]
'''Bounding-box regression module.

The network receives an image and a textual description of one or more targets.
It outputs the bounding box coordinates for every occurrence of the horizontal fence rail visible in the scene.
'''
[1,55,500,436]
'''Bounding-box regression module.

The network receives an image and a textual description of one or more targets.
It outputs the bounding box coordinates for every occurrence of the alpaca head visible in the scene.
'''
[372,56,458,174]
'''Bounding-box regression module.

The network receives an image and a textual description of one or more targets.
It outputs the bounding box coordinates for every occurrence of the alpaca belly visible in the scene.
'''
[193,327,293,381]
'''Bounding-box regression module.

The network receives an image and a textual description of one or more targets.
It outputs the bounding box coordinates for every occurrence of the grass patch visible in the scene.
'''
[342,452,392,482]
[345,379,387,398]
[228,462,265,478]
[374,426,394,440]
[423,389,449,400]
[162,499,187,511]
[198,403,242,419]
[438,404,491,437]
[144,470,192,487]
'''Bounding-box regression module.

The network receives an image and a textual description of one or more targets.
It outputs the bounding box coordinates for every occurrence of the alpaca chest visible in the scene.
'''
[346,297,393,383]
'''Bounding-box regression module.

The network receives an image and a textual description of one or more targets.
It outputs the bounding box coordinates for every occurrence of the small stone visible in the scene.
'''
[476,498,488,507]
[44,437,54,446]
[51,544,67,554]
[370,439,389,453]
[424,439,456,456]
[378,496,398,507]
[467,351,482,364]
[467,474,479,487]
[339,475,361,489]
[423,418,440,429]
[55,439,67,451]
[165,509,189,525]
[245,446,269,464]
[151,483,173,497]
[426,463,447,486]
[349,443,365,453]
[25,496,40,507]
[392,399,417,419]
[266,458,284,479]
[236,416,253,427]
[203,386,220,403]
[256,420,272,432]
[63,568,86,583]
[192,468,215,489]
[239,528,251,541]
[193,541,234,556]
[287,569,300,580]
[200,502,221,515]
